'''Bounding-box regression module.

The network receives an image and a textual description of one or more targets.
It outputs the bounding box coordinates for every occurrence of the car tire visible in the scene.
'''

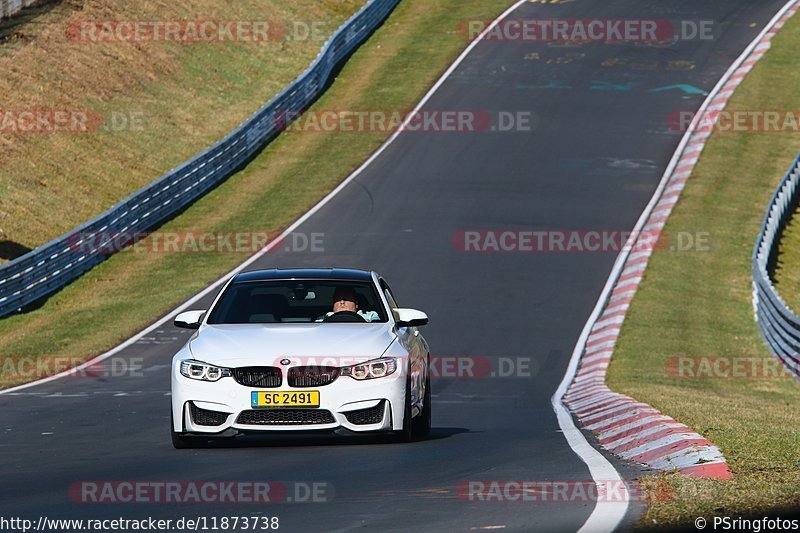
[412,358,432,437]
[170,411,205,449]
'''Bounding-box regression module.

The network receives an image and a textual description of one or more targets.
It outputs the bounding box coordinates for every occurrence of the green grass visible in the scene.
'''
[0,0,517,388]
[0,0,362,252]
[606,11,800,530]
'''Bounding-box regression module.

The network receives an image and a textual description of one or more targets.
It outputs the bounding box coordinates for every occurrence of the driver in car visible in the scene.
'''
[318,287,380,322]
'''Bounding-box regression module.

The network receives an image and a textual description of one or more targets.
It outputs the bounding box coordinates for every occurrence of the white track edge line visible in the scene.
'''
[551,1,798,530]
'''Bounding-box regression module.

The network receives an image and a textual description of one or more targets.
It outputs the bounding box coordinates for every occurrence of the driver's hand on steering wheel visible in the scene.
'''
[322,310,367,323]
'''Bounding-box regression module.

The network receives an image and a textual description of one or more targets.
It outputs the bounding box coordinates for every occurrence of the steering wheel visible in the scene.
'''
[322,311,367,323]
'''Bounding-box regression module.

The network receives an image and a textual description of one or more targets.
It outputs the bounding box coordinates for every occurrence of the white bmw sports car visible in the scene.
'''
[170,268,431,448]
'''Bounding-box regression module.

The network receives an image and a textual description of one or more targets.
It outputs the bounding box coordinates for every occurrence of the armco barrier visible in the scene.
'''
[753,151,800,379]
[1,0,38,19]
[0,0,400,318]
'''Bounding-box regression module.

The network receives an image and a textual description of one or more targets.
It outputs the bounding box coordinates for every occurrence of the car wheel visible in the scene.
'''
[412,358,431,437]
[170,411,205,449]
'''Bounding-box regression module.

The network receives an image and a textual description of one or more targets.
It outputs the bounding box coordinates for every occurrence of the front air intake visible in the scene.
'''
[236,409,336,426]
[189,403,229,426]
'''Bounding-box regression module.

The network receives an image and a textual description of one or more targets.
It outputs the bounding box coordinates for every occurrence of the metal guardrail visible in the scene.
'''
[1,0,37,19]
[753,151,800,378]
[0,0,401,318]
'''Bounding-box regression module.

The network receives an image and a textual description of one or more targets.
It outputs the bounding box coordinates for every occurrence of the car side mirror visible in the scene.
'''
[174,310,206,330]
[394,308,429,328]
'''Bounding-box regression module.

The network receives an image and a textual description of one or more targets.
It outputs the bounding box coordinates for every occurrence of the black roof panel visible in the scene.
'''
[234,268,374,283]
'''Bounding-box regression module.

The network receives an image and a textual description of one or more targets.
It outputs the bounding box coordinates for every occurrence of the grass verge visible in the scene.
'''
[606,11,800,530]
[0,0,517,389]
[0,0,362,254]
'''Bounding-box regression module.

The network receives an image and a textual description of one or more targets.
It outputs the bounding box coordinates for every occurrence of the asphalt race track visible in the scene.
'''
[0,1,788,531]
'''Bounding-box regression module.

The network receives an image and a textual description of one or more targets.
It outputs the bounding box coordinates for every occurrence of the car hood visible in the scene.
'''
[188,322,397,366]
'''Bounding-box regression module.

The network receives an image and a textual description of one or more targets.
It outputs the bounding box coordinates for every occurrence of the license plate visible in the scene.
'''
[251,391,320,408]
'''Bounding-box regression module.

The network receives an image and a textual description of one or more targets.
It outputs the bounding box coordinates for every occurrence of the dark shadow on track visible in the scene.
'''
[174,427,471,449]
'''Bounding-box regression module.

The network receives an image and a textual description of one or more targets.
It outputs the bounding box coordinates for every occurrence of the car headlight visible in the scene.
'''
[179,360,232,382]
[340,357,398,380]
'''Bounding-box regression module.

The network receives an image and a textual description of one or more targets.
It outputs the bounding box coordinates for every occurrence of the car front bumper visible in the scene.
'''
[171,366,406,434]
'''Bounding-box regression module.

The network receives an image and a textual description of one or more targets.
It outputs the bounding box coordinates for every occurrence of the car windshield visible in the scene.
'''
[207,279,388,324]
